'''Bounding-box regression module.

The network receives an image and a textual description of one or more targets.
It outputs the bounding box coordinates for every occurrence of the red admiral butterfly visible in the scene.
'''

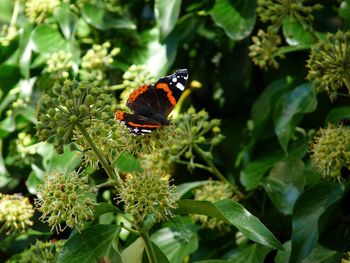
[115,69,188,135]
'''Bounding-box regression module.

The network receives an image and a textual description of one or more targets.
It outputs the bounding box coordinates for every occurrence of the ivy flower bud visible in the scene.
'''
[310,124,350,181]
[0,194,34,234]
[25,0,60,24]
[35,170,97,233]
[118,171,178,229]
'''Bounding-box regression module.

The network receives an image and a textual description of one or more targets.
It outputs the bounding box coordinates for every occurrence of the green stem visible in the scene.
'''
[121,224,140,235]
[10,0,20,27]
[140,232,157,263]
[175,160,212,172]
[76,123,121,188]
[192,144,244,198]
[276,44,312,57]
[94,180,115,190]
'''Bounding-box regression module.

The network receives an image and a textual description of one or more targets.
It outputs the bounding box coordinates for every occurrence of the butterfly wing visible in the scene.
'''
[126,69,189,118]
[115,110,162,135]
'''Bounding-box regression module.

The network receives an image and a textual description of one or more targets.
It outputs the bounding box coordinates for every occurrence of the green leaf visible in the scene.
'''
[175,181,208,198]
[129,27,178,77]
[82,3,136,30]
[0,64,20,92]
[290,182,345,263]
[151,241,171,263]
[58,224,122,263]
[275,241,340,263]
[325,106,350,124]
[18,23,33,79]
[115,153,143,173]
[262,158,305,215]
[155,0,182,40]
[209,0,256,40]
[194,260,229,263]
[273,83,317,154]
[282,16,316,46]
[55,3,79,39]
[339,0,350,28]
[151,220,198,263]
[175,199,283,250]
[240,153,282,190]
[47,145,81,172]
[251,77,292,138]
[32,25,68,54]
[121,237,144,263]
[226,244,272,263]
[93,203,120,219]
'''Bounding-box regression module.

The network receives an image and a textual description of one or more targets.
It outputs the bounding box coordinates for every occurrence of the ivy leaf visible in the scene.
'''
[290,182,345,263]
[31,25,68,54]
[273,83,317,154]
[325,106,350,124]
[151,218,198,263]
[262,158,305,215]
[55,3,79,39]
[209,0,256,40]
[82,3,136,31]
[176,199,283,250]
[155,0,182,40]
[282,16,316,46]
[58,224,122,263]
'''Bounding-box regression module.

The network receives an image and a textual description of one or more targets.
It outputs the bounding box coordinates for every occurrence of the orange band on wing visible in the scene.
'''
[115,110,125,121]
[128,122,161,128]
[127,85,150,104]
[156,83,176,106]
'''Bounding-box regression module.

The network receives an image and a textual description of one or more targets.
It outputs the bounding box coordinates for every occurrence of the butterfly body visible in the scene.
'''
[116,69,188,135]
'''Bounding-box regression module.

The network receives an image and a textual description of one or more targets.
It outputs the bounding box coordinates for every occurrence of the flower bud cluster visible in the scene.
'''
[47,51,74,79]
[310,124,350,180]
[24,0,60,24]
[168,107,224,169]
[0,25,17,46]
[256,0,322,28]
[192,181,234,231]
[249,29,284,70]
[36,80,114,153]
[118,171,178,228]
[9,239,65,263]
[35,170,96,233]
[81,42,120,81]
[0,194,34,234]
[306,31,350,98]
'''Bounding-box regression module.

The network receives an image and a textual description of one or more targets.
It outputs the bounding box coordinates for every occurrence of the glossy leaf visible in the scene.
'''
[290,182,345,263]
[275,241,340,263]
[240,153,282,190]
[262,158,305,215]
[58,224,122,263]
[251,77,292,138]
[55,3,79,39]
[115,153,143,173]
[155,0,182,40]
[151,219,198,263]
[121,237,144,263]
[31,25,68,54]
[325,106,350,124]
[176,199,283,250]
[210,0,256,40]
[175,181,208,198]
[226,244,272,263]
[273,83,317,154]
[339,0,350,27]
[282,16,315,46]
[82,3,136,31]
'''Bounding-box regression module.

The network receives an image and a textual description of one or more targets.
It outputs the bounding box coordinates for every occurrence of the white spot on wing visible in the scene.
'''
[172,77,177,82]
[141,129,152,133]
[176,82,185,91]
[133,127,139,133]
[184,75,188,80]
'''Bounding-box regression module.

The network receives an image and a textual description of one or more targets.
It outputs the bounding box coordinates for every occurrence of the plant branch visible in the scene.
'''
[76,123,121,188]
[192,144,244,198]
[140,232,157,263]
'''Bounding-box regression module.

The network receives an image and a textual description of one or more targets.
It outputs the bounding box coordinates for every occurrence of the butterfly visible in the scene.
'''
[115,69,188,135]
